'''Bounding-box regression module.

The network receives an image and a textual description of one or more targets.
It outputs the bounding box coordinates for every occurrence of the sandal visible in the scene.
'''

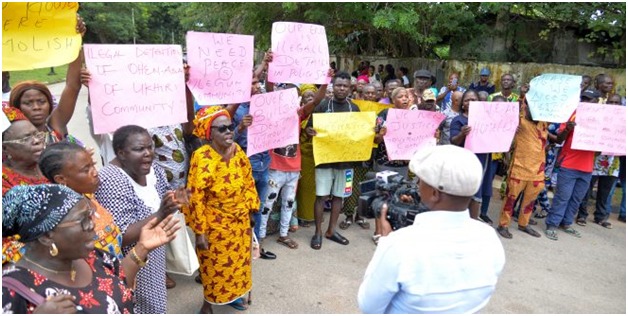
[534,211,548,219]
[594,220,612,229]
[480,214,494,226]
[277,236,299,249]
[355,218,370,230]
[559,226,581,238]
[372,234,381,245]
[545,229,558,241]
[338,216,353,230]
[576,218,587,226]
[496,226,512,239]
[310,234,322,250]
[528,218,538,226]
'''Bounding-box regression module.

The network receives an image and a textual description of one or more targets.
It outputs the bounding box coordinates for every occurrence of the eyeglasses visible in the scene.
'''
[56,207,96,232]
[2,131,47,145]
[211,123,236,133]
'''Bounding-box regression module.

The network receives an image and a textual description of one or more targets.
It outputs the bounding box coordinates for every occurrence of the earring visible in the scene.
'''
[50,243,59,257]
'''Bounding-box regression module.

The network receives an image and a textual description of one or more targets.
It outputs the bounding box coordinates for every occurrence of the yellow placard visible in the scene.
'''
[313,112,376,166]
[352,99,392,114]
[2,2,81,71]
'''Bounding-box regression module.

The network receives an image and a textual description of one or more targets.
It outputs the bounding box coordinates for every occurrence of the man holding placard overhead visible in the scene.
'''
[305,71,360,250]
[544,89,599,241]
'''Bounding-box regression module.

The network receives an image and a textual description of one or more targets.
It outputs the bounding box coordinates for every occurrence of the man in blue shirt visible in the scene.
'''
[358,145,505,314]
[469,68,496,95]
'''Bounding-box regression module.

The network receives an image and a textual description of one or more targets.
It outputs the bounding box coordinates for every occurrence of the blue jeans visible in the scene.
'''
[546,167,592,229]
[480,159,500,216]
[252,168,269,239]
[578,176,616,222]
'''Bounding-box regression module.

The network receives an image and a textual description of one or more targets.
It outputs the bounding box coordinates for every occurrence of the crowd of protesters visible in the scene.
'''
[1,14,625,314]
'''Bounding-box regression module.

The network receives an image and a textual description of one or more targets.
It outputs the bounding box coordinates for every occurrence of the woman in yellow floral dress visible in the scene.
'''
[183,106,260,313]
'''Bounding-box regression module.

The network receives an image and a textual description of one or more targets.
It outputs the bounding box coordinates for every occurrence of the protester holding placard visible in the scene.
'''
[450,90,490,220]
[9,16,86,145]
[604,94,626,223]
[305,71,361,250]
[496,97,548,239]
[544,90,599,241]
[232,51,277,260]
[373,88,412,177]
[575,93,623,229]
[259,71,332,250]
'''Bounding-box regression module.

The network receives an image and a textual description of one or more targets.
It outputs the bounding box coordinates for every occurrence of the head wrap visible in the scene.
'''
[300,84,317,95]
[192,106,231,140]
[2,104,28,123]
[3,184,84,242]
[9,81,54,113]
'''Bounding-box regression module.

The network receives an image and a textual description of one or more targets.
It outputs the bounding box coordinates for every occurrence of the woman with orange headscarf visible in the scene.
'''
[183,106,259,313]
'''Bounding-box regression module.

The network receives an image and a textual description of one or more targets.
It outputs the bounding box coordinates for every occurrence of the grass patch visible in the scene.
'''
[8,64,69,85]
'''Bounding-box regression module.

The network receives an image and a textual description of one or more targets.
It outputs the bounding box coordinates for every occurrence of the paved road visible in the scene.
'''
[50,82,627,314]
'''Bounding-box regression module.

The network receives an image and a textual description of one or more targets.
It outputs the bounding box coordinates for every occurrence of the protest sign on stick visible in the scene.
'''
[572,102,626,155]
[268,22,330,84]
[247,88,300,156]
[84,44,187,134]
[526,74,581,123]
[465,102,519,154]
[313,112,376,165]
[3,2,82,71]
[186,31,254,105]
[383,109,445,161]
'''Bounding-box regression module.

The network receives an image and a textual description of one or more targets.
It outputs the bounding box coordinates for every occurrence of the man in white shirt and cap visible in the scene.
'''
[358,145,505,314]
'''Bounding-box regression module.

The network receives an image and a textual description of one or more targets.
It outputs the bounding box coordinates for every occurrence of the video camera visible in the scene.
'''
[357,171,430,231]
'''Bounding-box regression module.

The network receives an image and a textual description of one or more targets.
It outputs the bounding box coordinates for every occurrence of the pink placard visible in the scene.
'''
[573,102,626,155]
[247,88,300,156]
[186,31,254,105]
[383,109,445,161]
[465,102,519,154]
[268,22,330,84]
[84,44,187,134]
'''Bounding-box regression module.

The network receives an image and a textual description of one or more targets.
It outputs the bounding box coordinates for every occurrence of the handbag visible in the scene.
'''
[165,212,200,276]
[3,276,45,306]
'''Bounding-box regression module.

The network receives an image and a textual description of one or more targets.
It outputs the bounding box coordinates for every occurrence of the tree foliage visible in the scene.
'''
[77,2,625,65]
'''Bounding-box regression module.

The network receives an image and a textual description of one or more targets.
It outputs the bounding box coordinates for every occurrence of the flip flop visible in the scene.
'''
[277,236,299,249]
[355,218,370,230]
[338,217,352,230]
[325,232,350,245]
[310,234,322,250]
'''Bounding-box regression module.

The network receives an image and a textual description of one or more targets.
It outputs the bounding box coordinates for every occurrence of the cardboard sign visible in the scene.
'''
[465,102,519,153]
[572,102,626,155]
[2,2,82,71]
[247,88,300,156]
[526,74,581,123]
[313,112,376,165]
[383,109,445,160]
[186,31,254,105]
[268,22,330,84]
[84,44,187,134]
[352,99,392,115]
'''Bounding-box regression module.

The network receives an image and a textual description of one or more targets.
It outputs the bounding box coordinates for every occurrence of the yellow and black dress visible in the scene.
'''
[183,143,259,305]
